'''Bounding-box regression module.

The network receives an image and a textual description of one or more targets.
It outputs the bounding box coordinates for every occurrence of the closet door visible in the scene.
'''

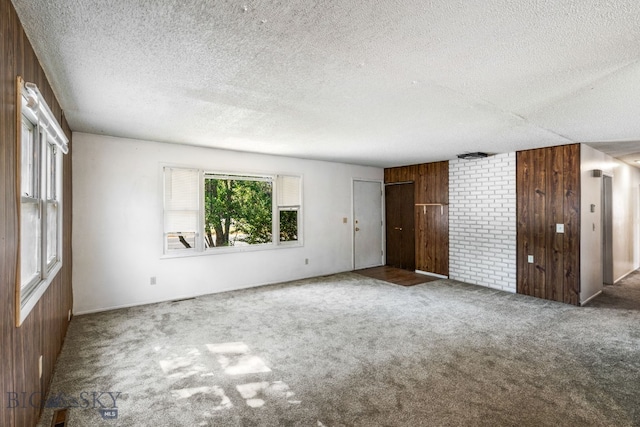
[385,183,415,270]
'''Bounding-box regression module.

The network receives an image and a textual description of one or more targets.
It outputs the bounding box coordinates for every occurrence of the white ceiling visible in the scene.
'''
[11,0,640,167]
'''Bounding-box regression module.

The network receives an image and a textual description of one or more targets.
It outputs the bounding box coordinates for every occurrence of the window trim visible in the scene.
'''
[161,165,303,258]
[15,77,66,327]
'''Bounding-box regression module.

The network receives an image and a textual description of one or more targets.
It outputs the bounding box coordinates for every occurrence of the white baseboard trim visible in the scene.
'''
[614,268,639,284]
[415,270,448,279]
[580,290,603,306]
[73,270,349,315]
[72,282,270,315]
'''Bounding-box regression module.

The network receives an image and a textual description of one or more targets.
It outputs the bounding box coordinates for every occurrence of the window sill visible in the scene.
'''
[161,241,303,259]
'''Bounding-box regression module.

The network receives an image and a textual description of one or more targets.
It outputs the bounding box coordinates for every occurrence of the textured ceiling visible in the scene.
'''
[11,0,640,167]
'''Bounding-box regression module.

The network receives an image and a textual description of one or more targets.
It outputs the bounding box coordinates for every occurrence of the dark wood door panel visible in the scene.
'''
[385,161,448,276]
[385,183,415,270]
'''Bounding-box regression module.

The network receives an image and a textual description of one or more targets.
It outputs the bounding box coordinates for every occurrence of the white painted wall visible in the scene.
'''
[449,153,517,292]
[580,145,608,303]
[580,144,640,304]
[72,133,382,314]
[611,156,640,282]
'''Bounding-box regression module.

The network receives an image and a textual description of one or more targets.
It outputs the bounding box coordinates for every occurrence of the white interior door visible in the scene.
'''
[353,180,383,269]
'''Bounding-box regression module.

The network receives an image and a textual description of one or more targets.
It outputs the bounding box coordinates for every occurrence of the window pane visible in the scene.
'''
[20,202,41,288]
[46,143,56,200]
[204,178,272,247]
[279,210,298,242]
[166,232,196,251]
[277,175,300,206]
[46,202,58,265]
[165,211,198,233]
[21,118,35,197]
[165,168,199,210]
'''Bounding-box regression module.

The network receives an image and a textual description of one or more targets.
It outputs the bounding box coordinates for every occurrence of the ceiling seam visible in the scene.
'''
[427,81,576,145]
[525,58,640,117]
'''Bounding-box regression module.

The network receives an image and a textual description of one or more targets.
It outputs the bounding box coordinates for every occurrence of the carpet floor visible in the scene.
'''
[37,272,640,426]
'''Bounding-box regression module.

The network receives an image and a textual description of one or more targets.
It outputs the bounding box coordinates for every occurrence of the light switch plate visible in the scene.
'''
[556,224,565,233]
[527,255,534,264]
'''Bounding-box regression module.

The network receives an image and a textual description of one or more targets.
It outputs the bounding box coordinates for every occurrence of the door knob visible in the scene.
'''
[355,227,360,231]
[394,227,402,231]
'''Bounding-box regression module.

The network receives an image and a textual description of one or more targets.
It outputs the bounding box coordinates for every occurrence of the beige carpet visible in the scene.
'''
[37,272,640,426]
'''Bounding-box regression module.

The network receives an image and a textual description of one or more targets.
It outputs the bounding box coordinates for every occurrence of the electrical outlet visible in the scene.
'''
[527,255,534,264]
[150,276,157,285]
[305,258,309,265]
[556,224,565,233]
[38,355,43,379]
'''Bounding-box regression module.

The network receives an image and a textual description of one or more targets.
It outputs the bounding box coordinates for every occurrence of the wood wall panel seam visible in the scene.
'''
[15,76,22,326]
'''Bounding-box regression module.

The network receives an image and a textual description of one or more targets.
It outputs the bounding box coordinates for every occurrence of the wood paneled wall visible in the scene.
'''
[516,144,580,305]
[385,161,449,276]
[1,0,73,425]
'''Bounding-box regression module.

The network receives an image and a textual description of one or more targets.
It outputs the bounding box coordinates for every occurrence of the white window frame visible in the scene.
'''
[16,78,67,326]
[162,166,303,257]
[276,175,302,245]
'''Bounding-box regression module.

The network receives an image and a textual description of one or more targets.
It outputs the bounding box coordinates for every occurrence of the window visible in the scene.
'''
[20,118,42,292]
[163,167,301,255]
[17,78,68,326]
[163,168,200,252]
[204,173,273,247]
[276,176,301,243]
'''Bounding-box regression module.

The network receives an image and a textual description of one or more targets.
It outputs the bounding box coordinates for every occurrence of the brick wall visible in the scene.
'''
[449,153,516,292]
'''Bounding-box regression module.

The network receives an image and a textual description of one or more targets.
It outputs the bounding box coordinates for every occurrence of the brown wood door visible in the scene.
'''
[385,183,415,270]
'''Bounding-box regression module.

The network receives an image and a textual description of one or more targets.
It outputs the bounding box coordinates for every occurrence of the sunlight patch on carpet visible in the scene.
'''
[158,348,212,379]
[236,381,298,408]
[155,343,300,415]
[207,342,272,375]
[170,386,232,411]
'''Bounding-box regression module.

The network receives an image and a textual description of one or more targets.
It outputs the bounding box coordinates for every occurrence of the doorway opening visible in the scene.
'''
[602,174,613,285]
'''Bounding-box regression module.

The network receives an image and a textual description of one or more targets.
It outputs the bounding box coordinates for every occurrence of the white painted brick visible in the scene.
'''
[449,155,516,292]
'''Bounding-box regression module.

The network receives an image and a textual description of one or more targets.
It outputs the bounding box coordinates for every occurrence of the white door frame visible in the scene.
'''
[351,178,385,270]
[602,173,614,285]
